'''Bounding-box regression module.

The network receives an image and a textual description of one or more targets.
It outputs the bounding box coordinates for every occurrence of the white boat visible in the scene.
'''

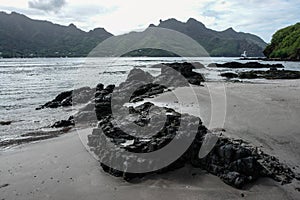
[241,51,247,58]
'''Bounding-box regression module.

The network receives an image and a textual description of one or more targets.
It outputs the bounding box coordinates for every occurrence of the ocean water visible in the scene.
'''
[0,57,299,141]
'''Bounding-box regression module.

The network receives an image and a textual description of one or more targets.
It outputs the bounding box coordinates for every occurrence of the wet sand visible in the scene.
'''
[1,80,300,199]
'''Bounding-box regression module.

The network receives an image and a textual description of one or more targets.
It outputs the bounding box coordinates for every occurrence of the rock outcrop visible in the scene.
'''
[154,62,205,86]
[37,63,205,111]
[239,69,300,79]
[88,101,298,189]
[221,69,300,80]
[36,87,94,110]
[85,66,298,188]
[220,72,239,79]
[51,116,75,128]
[208,62,284,69]
[36,63,298,189]
[0,121,12,126]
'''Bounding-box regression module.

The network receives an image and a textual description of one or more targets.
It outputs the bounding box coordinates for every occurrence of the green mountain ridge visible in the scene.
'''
[0,12,113,57]
[149,18,267,57]
[264,23,300,60]
[0,12,267,58]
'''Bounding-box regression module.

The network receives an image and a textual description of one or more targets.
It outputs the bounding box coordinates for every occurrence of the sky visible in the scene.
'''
[0,0,299,42]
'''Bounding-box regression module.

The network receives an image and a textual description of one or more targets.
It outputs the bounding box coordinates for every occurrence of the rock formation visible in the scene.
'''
[208,62,284,69]
[36,87,94,110]
[238,69,300,79]
[36,63,298,189]
[221,69,300,79]
[88,100,298,188]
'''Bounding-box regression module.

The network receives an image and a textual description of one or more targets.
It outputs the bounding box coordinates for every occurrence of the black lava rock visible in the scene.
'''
[208,62,284,69]
[0,121,12,126]
[51,116,75,128]
[220,72,239,79]
[36,87,94,110]
[88,102,297,189]
[238,69,300,79]
[155,62,205,86]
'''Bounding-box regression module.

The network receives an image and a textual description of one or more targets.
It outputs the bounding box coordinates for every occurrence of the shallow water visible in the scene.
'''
[0,57,299,141]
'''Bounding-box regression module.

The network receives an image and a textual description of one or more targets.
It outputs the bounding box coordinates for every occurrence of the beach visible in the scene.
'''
[1,80,300,200]
[0,2,299,199]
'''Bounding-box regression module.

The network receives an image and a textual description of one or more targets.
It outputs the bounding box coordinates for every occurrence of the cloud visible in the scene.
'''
[198,0,300,41]
[28,0,66,12]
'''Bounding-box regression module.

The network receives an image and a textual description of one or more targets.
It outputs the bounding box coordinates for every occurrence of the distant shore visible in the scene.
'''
[1,56,299,63]
[240,57,300,62]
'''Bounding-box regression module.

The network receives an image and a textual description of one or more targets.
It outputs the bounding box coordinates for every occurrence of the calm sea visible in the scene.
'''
[0,57,299,141]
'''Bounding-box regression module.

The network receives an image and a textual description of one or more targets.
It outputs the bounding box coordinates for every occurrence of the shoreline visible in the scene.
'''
[0,76,293,151]
[1,79,300,156]
[1,56,300,63]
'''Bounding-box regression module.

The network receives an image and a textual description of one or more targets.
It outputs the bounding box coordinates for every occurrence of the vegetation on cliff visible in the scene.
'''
[264,23,300,60]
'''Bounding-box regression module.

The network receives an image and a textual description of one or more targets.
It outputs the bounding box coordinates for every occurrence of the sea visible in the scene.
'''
[0,57,300,143]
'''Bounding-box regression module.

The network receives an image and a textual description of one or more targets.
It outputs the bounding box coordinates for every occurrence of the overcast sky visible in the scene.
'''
[0,0,299,42]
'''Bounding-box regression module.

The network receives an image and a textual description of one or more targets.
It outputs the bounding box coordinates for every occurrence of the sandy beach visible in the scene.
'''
[1,80,300,200]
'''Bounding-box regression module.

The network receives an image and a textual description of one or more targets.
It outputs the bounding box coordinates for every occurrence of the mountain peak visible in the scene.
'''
[186,18,206,28]
[224,27,236,33]
[5,11,28,19]
[11,11,20,15]
[68,23,77,28]
[89,28,113,37]
[157,18,206,29]
[91,27,105,32]
[161,18,181,24]
[187,18,197,22]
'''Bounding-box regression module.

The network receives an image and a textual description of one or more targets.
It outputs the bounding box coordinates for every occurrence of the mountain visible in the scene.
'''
[264,23,300,60]
[148,18,267,57]
[0,12,267,58]
[0,12,113,57]
[91,27,211,57]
